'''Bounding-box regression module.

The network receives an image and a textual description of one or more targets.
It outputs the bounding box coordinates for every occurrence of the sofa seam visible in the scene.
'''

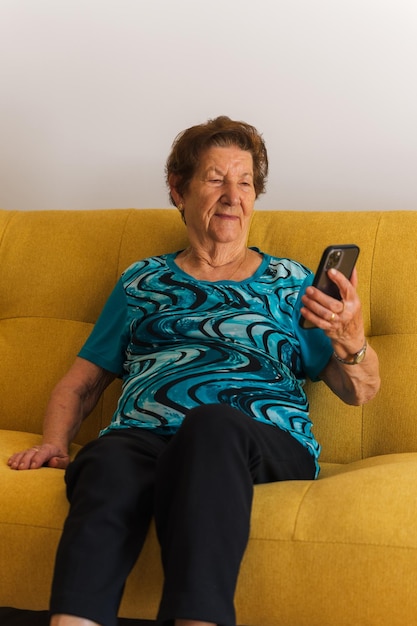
[291,480,317,540]
[361,212,384,460]
[368,212,383,339]
[0,210,18,249]
[249,535,417,551]
[0,315,95,325]
[0,520,64,532]
[115,208,137,279]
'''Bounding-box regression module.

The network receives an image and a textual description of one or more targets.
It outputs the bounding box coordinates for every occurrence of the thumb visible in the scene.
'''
[47,455,70,470]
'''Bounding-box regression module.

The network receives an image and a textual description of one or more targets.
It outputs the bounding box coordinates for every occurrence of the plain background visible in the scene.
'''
[0,2,414,623]
[1,0,416,212]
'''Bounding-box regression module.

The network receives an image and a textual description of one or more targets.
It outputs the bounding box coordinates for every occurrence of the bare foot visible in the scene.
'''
[50,615,101,626]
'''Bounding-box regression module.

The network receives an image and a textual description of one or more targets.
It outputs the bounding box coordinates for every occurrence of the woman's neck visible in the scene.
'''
[175,245,261,281]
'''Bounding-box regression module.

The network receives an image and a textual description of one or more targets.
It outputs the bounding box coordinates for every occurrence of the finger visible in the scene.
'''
[302,290,339,320]
[47,455,70,470]
[25,448,46,469]
[328,268,359,304]
[29,452,48,469]
[9,447,49,470]
[350,266,358,288]
[304,284,341,311]
[9,450,37,470]
[29,446,66,469]
[7,453,23,469]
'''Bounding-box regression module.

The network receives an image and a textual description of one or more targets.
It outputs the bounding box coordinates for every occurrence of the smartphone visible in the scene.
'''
[299,244,360,329]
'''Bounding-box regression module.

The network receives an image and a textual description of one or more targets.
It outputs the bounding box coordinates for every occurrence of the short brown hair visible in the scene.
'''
[166,116,268,205]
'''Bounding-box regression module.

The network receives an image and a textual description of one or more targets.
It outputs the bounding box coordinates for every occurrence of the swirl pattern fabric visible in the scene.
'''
[80,251,331,466]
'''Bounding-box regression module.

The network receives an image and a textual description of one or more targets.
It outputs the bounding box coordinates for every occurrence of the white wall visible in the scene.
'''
[1,0,416,211]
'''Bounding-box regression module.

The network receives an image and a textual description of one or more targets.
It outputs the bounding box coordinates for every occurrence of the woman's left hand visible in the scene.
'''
[301,267,380,405]
[300,267,365,357]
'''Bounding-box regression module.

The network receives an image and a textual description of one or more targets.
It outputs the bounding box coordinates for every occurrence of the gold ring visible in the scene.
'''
[330,312,336,321]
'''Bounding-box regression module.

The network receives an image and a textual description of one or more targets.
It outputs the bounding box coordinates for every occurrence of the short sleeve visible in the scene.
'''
[292,274,333,380]
[78,278,130,377]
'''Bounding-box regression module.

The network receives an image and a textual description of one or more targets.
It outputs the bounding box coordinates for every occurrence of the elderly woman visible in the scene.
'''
[8,116,380,626]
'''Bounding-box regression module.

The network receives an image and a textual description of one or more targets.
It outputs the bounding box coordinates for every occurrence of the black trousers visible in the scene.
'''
[50,404,316,626]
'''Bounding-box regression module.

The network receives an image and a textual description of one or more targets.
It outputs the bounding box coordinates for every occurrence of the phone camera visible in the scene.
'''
[326,250,342,270]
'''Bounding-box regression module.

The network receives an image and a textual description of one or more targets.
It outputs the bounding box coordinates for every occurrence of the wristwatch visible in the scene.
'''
[333,341,367,365]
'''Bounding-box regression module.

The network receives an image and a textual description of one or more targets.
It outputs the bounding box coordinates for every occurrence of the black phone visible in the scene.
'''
[299,244,360,329]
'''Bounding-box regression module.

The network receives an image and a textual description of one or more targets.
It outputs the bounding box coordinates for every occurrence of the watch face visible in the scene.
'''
[333,341,367,365]
[354,346,367,363]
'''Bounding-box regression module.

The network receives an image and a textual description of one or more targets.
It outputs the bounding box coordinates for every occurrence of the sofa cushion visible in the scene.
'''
[3,428,417,624]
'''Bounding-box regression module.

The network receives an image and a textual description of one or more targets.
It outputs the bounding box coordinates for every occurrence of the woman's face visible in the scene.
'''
[172,145,256,247]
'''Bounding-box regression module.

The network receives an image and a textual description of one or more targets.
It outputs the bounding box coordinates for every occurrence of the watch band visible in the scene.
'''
[333,340,367,365]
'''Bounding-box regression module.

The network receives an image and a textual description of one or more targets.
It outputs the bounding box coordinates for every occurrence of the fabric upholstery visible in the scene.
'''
[1,208,417,625]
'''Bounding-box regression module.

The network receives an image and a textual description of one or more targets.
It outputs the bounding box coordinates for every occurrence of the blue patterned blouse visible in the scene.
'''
[79,249,333,470]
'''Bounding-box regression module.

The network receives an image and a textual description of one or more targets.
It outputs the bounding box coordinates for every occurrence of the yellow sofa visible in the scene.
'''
[1,208,417,626]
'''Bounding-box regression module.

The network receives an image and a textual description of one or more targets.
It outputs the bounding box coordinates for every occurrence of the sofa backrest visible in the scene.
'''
[1,208,416,464]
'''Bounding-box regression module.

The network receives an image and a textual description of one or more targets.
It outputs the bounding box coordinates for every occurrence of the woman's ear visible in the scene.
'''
[168,174,183,207]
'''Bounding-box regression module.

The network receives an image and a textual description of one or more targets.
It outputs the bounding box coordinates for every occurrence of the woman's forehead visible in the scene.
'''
[196,145,254,174]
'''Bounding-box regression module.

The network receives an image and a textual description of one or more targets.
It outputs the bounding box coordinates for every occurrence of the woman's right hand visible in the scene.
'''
[7,358,114,471]
[7,444,70,470]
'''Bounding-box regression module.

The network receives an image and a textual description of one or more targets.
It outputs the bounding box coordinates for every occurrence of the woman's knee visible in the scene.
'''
[66,434,129,491]
[65,430,160,506]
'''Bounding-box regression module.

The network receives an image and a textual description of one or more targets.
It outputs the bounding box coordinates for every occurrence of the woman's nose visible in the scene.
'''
[221,182,240,206]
